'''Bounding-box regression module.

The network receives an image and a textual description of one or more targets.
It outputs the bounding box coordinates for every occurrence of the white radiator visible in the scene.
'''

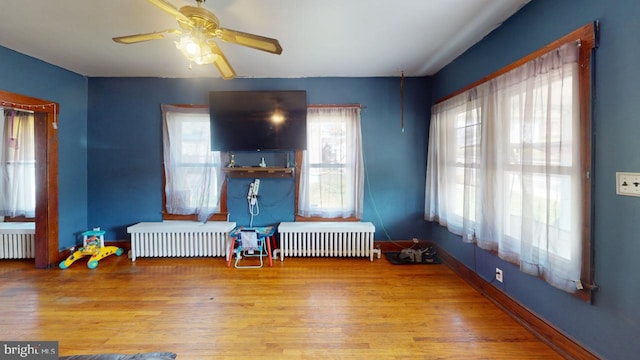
[0,222,36,259]
[127,221,236,261]
[278,222,379,261]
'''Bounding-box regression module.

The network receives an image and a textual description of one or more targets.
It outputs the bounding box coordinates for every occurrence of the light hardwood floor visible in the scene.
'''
[0,254,563,359]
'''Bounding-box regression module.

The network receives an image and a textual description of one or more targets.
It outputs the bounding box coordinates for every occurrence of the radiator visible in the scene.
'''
[0,223,36,259]
[126,221,236,261]
[278,222,379,261]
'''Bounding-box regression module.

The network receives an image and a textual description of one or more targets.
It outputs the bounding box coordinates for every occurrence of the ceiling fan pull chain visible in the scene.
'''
[400,71,405,133]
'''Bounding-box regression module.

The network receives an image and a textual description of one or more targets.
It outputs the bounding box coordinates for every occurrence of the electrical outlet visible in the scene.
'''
[616,172,640,197]
[495,268,503,283]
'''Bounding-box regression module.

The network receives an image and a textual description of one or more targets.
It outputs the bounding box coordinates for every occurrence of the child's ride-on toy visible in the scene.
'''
[59,229,124,269]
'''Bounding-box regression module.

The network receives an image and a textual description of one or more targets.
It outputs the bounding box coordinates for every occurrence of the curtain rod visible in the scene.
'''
[0,100,56,112]
[0,106,34,114]
[308,104,364,109]
[170,104,365,109]
[171,104,208,108]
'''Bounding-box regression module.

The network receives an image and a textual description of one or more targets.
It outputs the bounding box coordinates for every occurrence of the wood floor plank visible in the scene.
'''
[0,256,563,359]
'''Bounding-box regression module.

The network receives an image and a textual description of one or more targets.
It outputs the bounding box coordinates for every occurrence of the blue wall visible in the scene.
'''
[0,46,88,250]
[87,77,431,240]
[430,0,640,358]
[7,0,635,356]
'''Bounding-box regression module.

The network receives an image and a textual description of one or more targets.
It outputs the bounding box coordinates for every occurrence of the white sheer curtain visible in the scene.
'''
[299,106,364,218]
[0,109,36,218]
[425,90,482,239]
[425,42,583,292]
[162,105,224,222]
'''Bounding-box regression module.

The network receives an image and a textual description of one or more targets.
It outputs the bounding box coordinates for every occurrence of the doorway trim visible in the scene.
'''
[0,89,59,268]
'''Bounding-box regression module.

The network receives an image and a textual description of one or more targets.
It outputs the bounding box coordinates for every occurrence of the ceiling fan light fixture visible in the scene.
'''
[115,0,281,79]
[175,35,218,65]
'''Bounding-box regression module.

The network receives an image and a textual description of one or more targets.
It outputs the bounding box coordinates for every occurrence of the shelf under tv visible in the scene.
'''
[223,167,294,178]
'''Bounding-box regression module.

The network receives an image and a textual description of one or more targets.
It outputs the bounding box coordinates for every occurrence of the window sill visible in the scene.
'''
[223,166,294,178]
[3,215,35,222]
[294,216,360,222]
[162,213,229,222]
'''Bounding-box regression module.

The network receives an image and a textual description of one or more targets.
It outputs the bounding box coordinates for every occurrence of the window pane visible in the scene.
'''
[163,108,222,217]
[307,112,349,211]
[426,38,590,294]
[301,107,362,218]
[179,120,211,163]
[307,165,349,211]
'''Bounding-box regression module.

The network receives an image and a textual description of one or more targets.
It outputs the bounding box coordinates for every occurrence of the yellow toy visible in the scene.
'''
[59,229,124,269]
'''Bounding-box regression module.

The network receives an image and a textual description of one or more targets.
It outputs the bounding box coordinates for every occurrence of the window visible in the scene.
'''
[426,97,481,229]
[425,24,595,296]
[0,108,36,218]
[162,105,225,221]
[298,106,364,219]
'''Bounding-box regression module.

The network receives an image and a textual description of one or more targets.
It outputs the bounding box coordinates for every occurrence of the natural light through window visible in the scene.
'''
[162,105,224,222]
[298,106,364,219]
[0,108,36,218]
[425,39,590,293]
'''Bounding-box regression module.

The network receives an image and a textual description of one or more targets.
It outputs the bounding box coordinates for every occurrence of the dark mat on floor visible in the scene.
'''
[384,251,441,265]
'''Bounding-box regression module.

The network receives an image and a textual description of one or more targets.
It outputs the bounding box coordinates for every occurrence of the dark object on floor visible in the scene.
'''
[384,247,440,265]
[59,352,177,360]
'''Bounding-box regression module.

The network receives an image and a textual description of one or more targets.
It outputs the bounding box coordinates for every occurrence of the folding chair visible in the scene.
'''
[234,229,266,268]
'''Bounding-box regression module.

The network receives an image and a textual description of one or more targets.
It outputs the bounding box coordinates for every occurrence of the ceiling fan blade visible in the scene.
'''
[112,29,181,44]
[147,0,194,25]
[210,45,236,80]
[217,28,283,54]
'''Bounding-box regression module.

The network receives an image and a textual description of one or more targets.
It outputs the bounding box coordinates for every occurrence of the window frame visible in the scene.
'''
[295,104,363,222]
[161,104,228,222]
[0,108,37,219]
[433,23,596,301]
[500,82,579,262]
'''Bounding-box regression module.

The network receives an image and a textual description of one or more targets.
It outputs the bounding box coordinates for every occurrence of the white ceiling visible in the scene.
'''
[0,0,530,79]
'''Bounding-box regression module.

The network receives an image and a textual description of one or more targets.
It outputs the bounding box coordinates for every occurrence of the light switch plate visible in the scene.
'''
[616,172,640,197]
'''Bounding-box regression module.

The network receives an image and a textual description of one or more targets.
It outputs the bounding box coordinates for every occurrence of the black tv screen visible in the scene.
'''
[209,90,307,151]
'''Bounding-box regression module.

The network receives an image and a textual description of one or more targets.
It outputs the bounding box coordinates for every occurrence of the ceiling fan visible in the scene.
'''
[113,0,283,79]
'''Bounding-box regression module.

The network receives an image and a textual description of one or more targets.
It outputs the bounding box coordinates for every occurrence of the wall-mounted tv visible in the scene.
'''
[209,90,307,152]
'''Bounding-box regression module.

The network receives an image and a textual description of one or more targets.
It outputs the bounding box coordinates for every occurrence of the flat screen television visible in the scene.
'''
[209,90,307,151]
